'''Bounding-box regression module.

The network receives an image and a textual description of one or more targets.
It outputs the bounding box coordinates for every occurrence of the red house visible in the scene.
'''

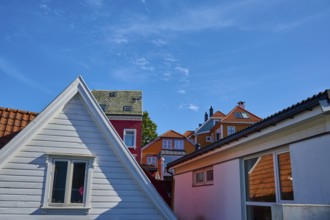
[92,90,143,161]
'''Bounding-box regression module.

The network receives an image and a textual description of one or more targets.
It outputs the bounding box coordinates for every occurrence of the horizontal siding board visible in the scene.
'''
[0,175,44,182]
[0,188,42,195]
[0,195,42,202]
[0,182,43,189]
[48,118,96,128]
[0,169,44,177]
[32,134,108,145]
[38,129,104,139]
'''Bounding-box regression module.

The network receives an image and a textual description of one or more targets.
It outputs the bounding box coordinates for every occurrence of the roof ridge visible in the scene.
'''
[0,107,38,115]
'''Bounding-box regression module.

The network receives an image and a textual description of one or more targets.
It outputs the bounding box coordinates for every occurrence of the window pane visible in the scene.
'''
[206,170,213,182]
[246,205,272,220]
[245,154,276,202]
[71,162,86,203]
[196,172,204,183]
[52,161,68,203]
[124,131,135,146]
[278,152,294,200]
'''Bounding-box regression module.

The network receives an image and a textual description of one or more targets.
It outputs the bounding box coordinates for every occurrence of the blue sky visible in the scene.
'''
[1,0,330,135]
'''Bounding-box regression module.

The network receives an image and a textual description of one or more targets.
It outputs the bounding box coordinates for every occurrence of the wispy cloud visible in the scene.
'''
[188,104,199,111]
[177,89,186,94]
[179,103,199,112]
[111,67,154,83]
[0,57,53,94]
[85,0,103,7]
[152,39,166,47]
[175,66,189,76]
[134,57,154,71]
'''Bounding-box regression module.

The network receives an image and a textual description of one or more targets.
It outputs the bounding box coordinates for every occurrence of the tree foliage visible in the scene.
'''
[142,111,158,146]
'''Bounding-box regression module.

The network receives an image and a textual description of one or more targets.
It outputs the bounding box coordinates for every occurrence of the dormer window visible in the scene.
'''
[99,104,107,111]
[123,106,133,112]
[109,92,117,97]
[234,112,249,119]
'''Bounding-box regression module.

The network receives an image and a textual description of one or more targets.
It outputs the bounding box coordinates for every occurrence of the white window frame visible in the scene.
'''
[124,129,136,148]
[42,154,95,212]
[174,139,184,150]
[162,139,172,149]
[227,126,236,135]
[242,148,294,220]
[147,155,157,166]
[193,166,214,186]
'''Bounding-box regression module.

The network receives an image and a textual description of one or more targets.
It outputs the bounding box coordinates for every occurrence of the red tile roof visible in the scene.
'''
[211,111,226,118]
[183,130,194,138]
[160,130,185,139]
[0,107,38,149]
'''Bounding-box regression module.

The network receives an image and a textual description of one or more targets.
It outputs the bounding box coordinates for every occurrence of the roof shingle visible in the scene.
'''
[0,107,38,149]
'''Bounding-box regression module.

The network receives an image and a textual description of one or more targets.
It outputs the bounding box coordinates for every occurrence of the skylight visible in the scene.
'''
[234,112,249,119]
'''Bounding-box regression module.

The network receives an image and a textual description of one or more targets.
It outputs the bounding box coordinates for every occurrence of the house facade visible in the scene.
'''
[91,90,143,162]
[168,90,330,220]
[142,130,195,180]
[192,103,261,147]
[0,77,176,220]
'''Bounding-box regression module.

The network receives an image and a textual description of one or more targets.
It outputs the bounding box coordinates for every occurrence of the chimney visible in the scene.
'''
[204,112,208,122]
[209,106,214,117]
[238,101,245,109]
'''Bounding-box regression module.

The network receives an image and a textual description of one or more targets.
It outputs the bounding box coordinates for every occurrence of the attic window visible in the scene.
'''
[99,104,107,111]
[123,106,133,112]
[234,112,249,119]
[109,92,117,97]
[132,97,142,102]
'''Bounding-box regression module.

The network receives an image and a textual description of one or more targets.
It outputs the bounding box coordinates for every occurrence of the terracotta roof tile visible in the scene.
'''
[0,107,38,149]
[160,130,185,139]
[210,111,226,118]
[183,130,194,137]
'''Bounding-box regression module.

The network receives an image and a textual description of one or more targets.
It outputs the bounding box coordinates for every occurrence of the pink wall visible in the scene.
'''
[173,159,242,220]
[110,119,142,162]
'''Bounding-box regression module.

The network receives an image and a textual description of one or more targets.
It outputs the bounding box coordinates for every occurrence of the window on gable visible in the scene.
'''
[227,126,236,135]
[109,92,117,97]
[147,156,157,166]
[193,166,214,186]
[162,139,172,149]
[124,129,136,148]
[43,155,94,211]
[99,104,107,112]
[174,139,184,150]
[206,136,212,142]
[123,106,133,112]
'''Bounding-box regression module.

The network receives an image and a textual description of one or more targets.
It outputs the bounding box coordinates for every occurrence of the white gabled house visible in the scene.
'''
[0,76,177,220]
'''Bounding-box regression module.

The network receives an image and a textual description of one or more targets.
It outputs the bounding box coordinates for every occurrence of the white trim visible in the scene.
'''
[0,76,176,219]
[123,128,137,149]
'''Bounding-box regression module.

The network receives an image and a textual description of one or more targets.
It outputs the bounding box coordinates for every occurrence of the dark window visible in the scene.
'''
[278,152,294,200]
[246,205,272,220]
[234,112,250,119]
[99,104,107,111]
[109,92,117,97]
[206,169,214,182]
[52,161,68,203]
[123,106,133,112]
[70,162,86,203]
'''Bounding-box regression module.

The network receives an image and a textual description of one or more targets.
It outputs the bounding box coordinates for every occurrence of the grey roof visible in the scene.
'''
[167,89,330,168]
[91,90,142,116]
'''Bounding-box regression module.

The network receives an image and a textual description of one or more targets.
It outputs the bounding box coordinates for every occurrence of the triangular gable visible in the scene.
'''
[160,130,185,139]
[222,106,261,123]
[0,76,176,219]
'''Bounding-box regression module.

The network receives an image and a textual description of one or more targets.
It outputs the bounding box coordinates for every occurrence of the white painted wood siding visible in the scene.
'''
[0,95,165,220]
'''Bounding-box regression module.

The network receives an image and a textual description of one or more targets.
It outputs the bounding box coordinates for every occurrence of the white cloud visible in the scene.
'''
[177,89,186,94]
[162,72,171,81]
[188,104,199,111]
[113,35,128,44]
[175,66,189,76]
[135,57,154,71]
[0,57,53,94]
[141,0,146,4]
[152,39,166,47]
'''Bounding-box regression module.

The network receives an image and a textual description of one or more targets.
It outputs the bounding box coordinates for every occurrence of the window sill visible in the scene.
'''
[41,206,91,214]
[127,146,136,149]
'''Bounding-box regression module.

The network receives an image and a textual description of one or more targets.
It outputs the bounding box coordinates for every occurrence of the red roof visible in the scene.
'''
[0,107,38,149]
[160,130,185,139]
[211,111,226,118]
[183,130,194,138]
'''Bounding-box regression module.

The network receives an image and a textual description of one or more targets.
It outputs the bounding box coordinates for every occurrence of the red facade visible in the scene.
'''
[110,119,142,162]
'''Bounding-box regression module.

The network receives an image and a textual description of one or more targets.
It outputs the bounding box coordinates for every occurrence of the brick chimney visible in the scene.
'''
[209,106,214,117]
[238,101,245,109]
[204,112,208,122]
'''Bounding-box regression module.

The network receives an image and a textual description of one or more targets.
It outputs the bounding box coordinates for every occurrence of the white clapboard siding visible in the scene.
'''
[0,94,165,219]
